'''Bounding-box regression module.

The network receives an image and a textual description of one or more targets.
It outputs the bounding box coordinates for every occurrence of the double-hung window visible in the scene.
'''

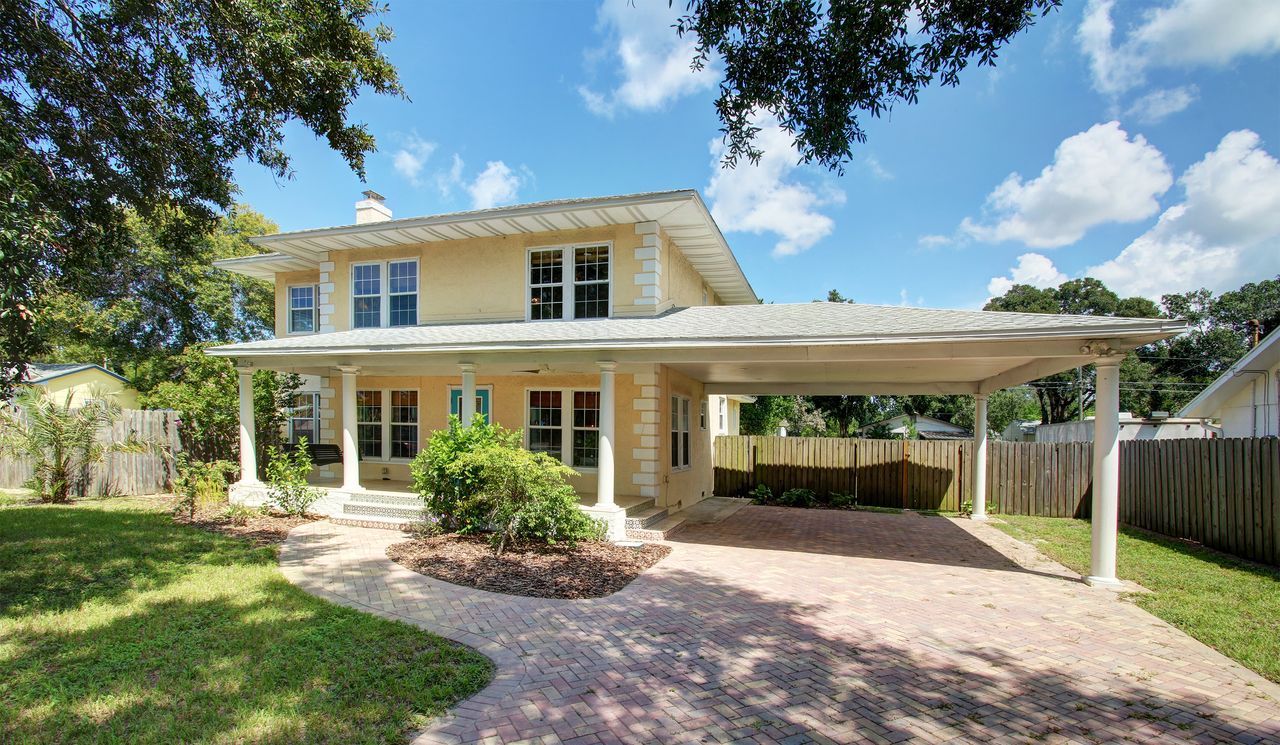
[352,259,418,328]
[527,390,600,468]
[718,398,728,432]
[287,393,319,444]
[671,396,690,469]
[288,285,318,334]
[527,244,610,320]
[356,389,419,460]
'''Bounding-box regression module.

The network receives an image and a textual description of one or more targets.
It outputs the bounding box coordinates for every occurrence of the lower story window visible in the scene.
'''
[527,389,600,468]
[288,392,320,444]
[671,395,690,469]
[356,389,419,460]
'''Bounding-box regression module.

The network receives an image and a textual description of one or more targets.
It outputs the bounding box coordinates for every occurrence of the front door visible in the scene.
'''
[449,386,492,424]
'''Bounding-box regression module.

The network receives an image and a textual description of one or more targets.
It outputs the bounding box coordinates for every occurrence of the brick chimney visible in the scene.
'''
[355,190,391,224]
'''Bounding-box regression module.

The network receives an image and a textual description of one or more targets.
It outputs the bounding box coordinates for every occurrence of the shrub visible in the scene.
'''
[221,503,257,525]
[173,455,239,519]
[449,444,603,554]
[747,483,773,504]
[778,487,816,508]
[828,491,857,510]
[407,515,444,539]
[263,438,322,516]
[410,416,520,533]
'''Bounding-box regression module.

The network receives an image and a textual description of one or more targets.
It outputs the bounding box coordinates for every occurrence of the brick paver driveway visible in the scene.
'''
[281,507,1280,744]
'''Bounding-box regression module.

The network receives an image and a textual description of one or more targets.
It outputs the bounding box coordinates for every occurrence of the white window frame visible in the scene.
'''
[671,394,691,470]
[718,397,728,433]
[524,242,613,322]
[355,387,420,463]
[286,283,319,335]
[351,259,419,328]
[699,400,708,430]
[523,387,601,471]
[287,392,321,443]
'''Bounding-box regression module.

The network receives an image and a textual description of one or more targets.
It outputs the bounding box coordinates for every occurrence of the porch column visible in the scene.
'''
[339,365,361,492]
[1087,357,1123,587]
[970,392,989,520]
[596,361,616,508]
[460,363,477,426]
[236,367,259,484]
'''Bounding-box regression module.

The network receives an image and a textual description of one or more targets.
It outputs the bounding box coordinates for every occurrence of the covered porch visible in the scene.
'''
[211,302,1183,587]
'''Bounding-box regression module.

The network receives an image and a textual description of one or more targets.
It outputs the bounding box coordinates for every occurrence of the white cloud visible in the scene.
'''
[1125,85,1198,124]
[1079,0,1280,95]
[1088,129,1280,298]
[865,154,893,181]
[706,116,845,257]
[960,121,1172,248]
[579,0,716,116]
[986,253,1069,298]
[897,288,925,307]
[466,161,523,209]
[391,134,437,187]
[436,153,465,198]
[917,234,953,248]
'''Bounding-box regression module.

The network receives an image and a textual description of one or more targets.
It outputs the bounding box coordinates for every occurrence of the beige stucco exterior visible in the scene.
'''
[32,368,139,409]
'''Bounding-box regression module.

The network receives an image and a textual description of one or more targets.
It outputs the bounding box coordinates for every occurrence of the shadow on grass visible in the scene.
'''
[0,506,492,744]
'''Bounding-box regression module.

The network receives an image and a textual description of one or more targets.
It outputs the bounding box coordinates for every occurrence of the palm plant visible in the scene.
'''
[0,389,152,502]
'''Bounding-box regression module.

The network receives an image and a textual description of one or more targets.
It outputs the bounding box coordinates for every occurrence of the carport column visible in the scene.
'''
[596,362,616,508]
[236,367,259,484]
[1087,357,1123,587]
[460,363,477,426]
[970,393,989,520]
[339,365,361,492]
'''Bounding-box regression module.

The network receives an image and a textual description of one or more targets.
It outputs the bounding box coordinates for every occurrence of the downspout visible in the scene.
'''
[1232,369,1272,437]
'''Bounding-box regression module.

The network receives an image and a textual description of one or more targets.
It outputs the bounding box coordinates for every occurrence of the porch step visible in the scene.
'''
[341,500,429,523]
[330,515,414,531]
[624,505,669,531]
[348,490,423,508]
[625,514,686,542]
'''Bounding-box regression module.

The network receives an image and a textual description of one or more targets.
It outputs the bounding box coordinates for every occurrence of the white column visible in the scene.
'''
[1088,357,1123,587]
[236,367,259,484]
[971,392,989,520]
[460,363,477,426]
[596,361,616,508]
[339,366,361,492]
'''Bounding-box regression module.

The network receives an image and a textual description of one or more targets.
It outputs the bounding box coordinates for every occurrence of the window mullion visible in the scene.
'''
[563,250,574,320]
[382,388,390,461]
[562,391,573,467]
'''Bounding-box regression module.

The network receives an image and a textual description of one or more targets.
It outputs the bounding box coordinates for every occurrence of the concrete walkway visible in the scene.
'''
[279,506,1280,744]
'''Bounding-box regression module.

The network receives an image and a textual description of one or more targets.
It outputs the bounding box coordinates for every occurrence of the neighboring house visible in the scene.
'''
[208,189,1181,550]
[1035,414,1213,442]
[1000,419,1038,442]
[22,363,140,409]
[1180,330,1280,438]
[856,413,971,440]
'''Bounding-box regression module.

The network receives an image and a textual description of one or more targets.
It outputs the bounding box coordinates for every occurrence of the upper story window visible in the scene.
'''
[353,259,418,329]
[528,244,610,321]
[288,285,317,334]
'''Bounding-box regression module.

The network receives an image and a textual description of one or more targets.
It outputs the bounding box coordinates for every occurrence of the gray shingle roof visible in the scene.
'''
[209,303,1183,356]
[25,363,130,384]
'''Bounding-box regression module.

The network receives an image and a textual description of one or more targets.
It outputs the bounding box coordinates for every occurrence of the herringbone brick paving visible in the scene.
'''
[278,506,1280,744]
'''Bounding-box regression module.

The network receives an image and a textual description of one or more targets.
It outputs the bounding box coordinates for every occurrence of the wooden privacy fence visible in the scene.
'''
[0,409,179,496]
[714,435,1279,565]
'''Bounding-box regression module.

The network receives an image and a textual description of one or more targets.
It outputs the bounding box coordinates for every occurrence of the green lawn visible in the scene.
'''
[0,502,492,744]
[994,514,1280,683]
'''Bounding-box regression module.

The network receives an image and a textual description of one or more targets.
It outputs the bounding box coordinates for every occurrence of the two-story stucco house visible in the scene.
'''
[210,189,1182,583]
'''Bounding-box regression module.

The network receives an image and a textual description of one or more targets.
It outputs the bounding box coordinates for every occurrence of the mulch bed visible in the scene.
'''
[174,509,318,547]
[386,535,672,599]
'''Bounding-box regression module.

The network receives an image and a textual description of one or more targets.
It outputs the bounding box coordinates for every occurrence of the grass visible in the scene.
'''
[993,514,1280,683]
[0,501,493,744]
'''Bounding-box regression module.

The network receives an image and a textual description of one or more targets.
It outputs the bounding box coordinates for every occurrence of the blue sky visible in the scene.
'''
[234,0,1280,310]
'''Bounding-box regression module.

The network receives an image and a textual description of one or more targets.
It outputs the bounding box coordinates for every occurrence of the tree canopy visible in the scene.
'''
[0,0,402,391]
[675,0,1060,170]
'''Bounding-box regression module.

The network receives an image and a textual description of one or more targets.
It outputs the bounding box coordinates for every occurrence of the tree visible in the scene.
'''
[36,205,278,388]
[739,395,795,435]
[984,278,1161,423]
[675,0,1060,170]
[141,344,299,473]
[1,0,402,391]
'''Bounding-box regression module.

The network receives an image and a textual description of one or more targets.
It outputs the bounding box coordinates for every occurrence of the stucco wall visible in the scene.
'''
[325,371,646,499]
[658,365,714,511]
[36,369,139,409]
